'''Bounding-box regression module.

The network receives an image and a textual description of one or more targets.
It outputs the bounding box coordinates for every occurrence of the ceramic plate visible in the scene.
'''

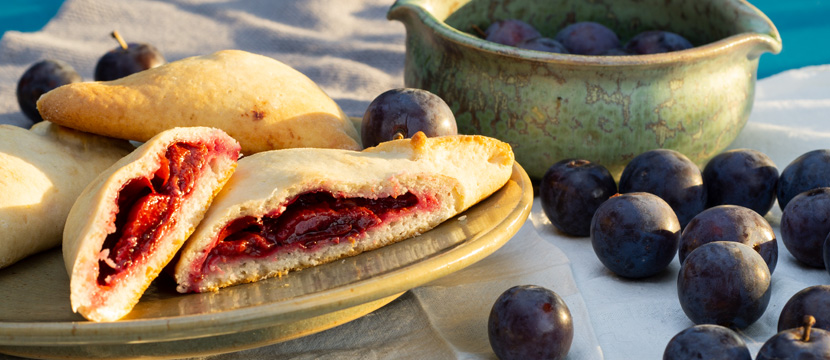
[0,163,532,360]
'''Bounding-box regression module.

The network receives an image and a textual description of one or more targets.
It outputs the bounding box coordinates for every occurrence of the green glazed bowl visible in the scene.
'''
[388,0,782,181]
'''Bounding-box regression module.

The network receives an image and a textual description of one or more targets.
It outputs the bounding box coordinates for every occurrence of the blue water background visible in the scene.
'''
[0,0,64,36]
[0,0,827,78]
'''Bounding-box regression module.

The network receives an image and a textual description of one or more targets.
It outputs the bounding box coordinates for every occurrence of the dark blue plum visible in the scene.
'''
[679,205,778,273]
[360,88,458,148]
[540,159,617,237]
[602,47,631,56]
[677,241,771,329]
[488,285,573,360]
[663,324,752,360]
[757,316,830,360]
[484,19,542,47]
[590,192,680,278]
[778,285,830,332]
[703,149,779,215]
[619,149,706,228]
[16,59,82,122]
[780,187,830,268]
[554,21,620,55]
[778,149,830,211]
[825,235,830,278]
[624,30,693,54]
[517,37,569,53]
[94,31,165,81]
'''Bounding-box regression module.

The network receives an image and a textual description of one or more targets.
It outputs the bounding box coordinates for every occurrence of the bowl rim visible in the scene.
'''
[388,0,783,66]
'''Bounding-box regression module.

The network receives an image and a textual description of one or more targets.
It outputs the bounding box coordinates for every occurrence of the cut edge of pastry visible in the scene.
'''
[174,132,514,293]
[64,127,241,322]
[177,172,461,293]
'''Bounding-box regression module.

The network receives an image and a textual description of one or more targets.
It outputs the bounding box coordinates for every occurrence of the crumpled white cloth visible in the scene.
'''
[0,0,829,359]
[0,0,406,127]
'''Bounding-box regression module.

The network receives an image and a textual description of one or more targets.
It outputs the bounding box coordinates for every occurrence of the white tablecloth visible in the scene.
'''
[1,1,829,359]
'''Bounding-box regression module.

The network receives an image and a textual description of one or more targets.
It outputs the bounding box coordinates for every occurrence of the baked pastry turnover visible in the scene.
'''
[63,127,240,322]
[0,122,133,269]
[174,132,514,293]
[37,50,361,154]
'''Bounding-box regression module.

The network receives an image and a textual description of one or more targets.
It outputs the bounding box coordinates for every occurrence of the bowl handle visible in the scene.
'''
[388,0,428,22]
[388,0,465,24]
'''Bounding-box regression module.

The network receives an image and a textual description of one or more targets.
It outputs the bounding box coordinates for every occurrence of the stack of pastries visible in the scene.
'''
[1,50,514,322]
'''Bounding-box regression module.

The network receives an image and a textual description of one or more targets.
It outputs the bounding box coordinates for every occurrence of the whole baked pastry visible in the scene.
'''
[0,122,133,269]
[175,132,514,293]
[63,127,241,322]
[37,50,361,154]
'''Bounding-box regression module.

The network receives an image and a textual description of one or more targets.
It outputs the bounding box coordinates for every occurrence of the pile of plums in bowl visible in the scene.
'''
[479,19,693,55]
[389,0,782,181]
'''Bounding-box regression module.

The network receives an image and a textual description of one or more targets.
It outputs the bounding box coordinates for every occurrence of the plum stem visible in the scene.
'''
[471,24,486,38]
[111,31,129,50]
[803,315,817,342]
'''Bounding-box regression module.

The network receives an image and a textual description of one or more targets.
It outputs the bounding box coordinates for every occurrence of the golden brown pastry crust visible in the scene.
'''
[64,127,240,322]
[37,50,361,154]
[0,122,133,269]
[174,132,514,293]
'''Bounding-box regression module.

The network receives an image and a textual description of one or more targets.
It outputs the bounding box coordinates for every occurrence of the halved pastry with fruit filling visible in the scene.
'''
[174,132,514,293]
[63,127,241,322]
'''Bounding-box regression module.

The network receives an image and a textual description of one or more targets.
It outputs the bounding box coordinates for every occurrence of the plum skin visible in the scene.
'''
[825,235,830,279]
[780,187,830,268]
[590,192,680,278]
[678,205,778,274]
[488,285,573,360]
[484,19,541,47]
[778,285,830,332]
[360,88,457,149]
[94,42,166,81]
[702,148,779,216]
[619,149,706,228]
[777,149,830,211]
[677,241,771,329]
[540,159,617,237]
[517,37,568,53]
[625,30,693,54]
[16,59,82,122]
[756,321,830,360]
[554,21,620,55]
[663,324,751,360]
